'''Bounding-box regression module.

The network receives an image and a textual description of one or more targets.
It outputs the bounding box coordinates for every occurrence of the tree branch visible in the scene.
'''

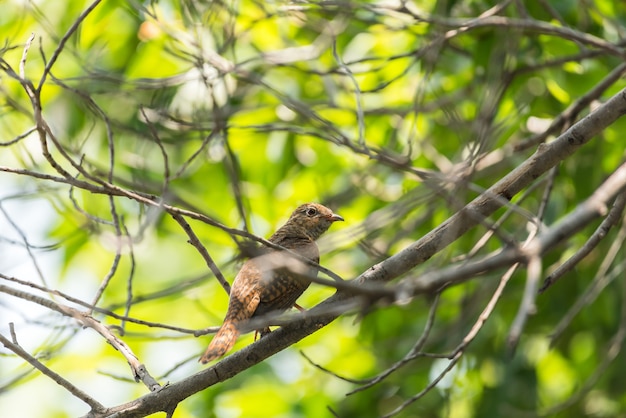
[0,331,106,413]
[0,285,161,392]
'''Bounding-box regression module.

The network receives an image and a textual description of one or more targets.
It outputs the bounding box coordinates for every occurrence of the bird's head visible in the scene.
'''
[286,203,344,240]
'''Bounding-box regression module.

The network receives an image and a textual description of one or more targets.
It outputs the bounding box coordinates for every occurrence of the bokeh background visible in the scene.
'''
[2,0,626,417]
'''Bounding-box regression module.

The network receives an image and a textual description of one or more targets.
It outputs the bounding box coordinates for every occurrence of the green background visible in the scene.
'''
[1,0,626,417]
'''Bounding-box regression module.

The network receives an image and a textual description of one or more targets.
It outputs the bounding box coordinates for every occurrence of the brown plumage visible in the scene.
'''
[199,203,343,364]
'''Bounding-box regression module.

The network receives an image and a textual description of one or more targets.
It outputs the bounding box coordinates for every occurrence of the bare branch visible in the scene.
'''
[540,192,626,293]
[506,255,541,352]
[37,0,103,91]
[172,213,231,294]
[0,285,160,392]
[0,331,105,413]
[549,214,626,343]
[19,33,35,79]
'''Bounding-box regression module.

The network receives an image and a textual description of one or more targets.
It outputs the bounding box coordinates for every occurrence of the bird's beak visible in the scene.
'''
[329,213,344,222]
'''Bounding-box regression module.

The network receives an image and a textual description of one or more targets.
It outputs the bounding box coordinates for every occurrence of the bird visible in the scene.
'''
[199,203,343,364]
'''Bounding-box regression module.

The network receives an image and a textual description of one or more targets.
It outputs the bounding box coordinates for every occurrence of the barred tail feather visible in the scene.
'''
[199,320,239,364]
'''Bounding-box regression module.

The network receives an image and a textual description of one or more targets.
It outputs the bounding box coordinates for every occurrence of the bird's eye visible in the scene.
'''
[306,207,318,216]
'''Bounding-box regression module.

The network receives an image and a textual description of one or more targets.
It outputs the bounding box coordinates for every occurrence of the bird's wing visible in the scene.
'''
[256,245,319,310]
[226,259,263,322]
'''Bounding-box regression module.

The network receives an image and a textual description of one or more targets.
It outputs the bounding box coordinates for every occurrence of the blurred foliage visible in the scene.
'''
[1,0,626,417]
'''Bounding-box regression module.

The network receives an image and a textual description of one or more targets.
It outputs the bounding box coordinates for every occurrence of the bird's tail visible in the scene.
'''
[199,319,239,364]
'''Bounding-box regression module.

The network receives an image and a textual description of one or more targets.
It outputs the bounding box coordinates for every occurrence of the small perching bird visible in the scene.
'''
[199,203,344,364]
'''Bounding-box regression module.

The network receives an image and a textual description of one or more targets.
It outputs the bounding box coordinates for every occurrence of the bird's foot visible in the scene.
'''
[255,327,272,340]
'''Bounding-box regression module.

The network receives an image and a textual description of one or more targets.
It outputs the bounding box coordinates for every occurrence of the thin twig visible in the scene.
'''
[346,293,441,394]
[0,202,48,287]
[381,351,462,418]
[549,232,626,343]
[172,213,231,294]
[223,134,250,234]
[37,0,103,91]
[540,192,626,293]
[0,126,36,146]
[19,33,35,79]
[121,222,137,333]
[9,322,18,344]
[90,252,122,309]
[506,255,541,352]
[332,34,369,154]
